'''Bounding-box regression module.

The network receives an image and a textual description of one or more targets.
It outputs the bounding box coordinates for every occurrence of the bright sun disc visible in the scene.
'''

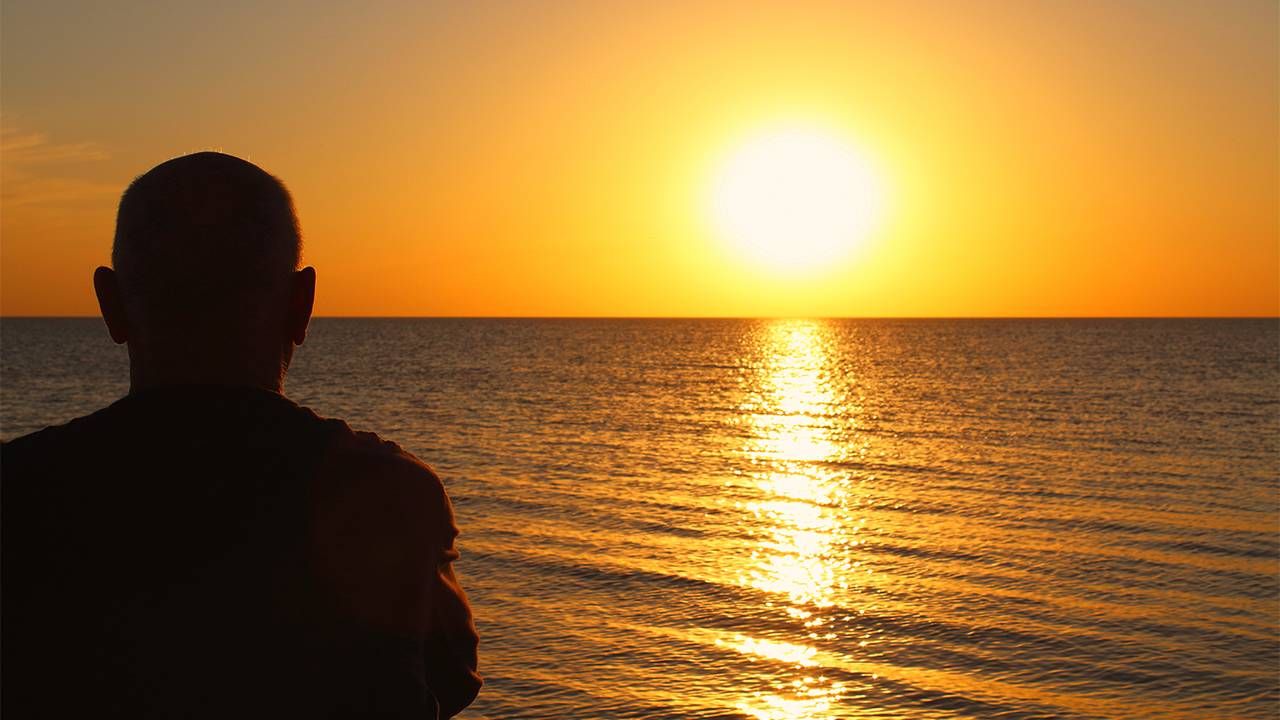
[710,126,884,271]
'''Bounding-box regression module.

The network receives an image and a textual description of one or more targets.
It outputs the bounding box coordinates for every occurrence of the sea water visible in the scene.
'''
[3,318,1277,719]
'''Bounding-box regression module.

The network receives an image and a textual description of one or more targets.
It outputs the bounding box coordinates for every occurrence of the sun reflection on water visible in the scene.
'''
[728,320,862,719]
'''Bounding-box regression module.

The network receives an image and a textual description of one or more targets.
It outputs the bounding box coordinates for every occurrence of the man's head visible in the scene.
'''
[95,152,316,391]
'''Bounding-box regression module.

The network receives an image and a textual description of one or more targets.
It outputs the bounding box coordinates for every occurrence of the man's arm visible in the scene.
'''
[423,497,482,718]
[313,433,482,717]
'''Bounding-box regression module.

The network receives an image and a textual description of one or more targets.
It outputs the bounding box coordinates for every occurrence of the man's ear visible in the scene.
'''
[93,266,129,344]
[287,266,317,346]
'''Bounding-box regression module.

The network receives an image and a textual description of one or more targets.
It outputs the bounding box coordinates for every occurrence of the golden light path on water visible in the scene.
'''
[722,320,866,720]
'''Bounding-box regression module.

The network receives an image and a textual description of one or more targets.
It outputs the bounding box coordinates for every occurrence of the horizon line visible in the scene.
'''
[2,314,1277,321]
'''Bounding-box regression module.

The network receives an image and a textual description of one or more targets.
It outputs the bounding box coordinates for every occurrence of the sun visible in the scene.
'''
[708,125,884,272]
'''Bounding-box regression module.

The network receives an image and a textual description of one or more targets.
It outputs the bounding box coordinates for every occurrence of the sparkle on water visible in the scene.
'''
[733,321,861,719]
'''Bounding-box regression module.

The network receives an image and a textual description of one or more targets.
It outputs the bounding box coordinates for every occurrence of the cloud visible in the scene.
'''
[1,123,116,208]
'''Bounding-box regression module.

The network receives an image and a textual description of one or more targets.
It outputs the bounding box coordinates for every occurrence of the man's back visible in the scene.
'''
[2,385,481,718]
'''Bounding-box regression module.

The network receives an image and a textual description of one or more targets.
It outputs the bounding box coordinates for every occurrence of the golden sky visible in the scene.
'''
[2,0,1276,317]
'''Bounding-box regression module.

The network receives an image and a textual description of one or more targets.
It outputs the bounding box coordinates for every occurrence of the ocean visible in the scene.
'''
[2,317,1277,719]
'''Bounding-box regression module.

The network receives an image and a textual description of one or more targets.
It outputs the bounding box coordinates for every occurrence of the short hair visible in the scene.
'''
[112,152,301,335]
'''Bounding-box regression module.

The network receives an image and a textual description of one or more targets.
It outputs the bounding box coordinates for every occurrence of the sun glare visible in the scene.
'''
[709,126,884,272]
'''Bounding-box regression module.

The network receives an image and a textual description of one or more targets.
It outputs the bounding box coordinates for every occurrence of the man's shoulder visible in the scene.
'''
[317,418,439,482]
[2,403,124,463]
[311,418,452,521]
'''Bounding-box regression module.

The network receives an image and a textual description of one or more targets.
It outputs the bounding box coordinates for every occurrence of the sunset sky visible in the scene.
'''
[2,0,1276,317]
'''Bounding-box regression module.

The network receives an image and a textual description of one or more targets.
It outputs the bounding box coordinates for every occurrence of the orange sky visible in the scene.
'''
[2,1,1276,317]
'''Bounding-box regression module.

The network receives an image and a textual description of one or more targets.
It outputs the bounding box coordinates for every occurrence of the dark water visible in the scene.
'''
[3,318,1278,719]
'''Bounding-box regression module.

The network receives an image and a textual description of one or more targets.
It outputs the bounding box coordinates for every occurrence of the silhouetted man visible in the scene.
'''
[2,152,481,718]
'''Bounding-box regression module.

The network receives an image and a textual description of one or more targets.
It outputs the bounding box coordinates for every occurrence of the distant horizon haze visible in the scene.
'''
[1,314,1278,321]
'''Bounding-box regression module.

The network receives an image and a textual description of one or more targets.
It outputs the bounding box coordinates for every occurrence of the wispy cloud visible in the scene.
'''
[1,122,116,208]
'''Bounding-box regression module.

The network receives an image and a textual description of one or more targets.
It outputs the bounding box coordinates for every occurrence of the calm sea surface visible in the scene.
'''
[3,318,1278,719]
